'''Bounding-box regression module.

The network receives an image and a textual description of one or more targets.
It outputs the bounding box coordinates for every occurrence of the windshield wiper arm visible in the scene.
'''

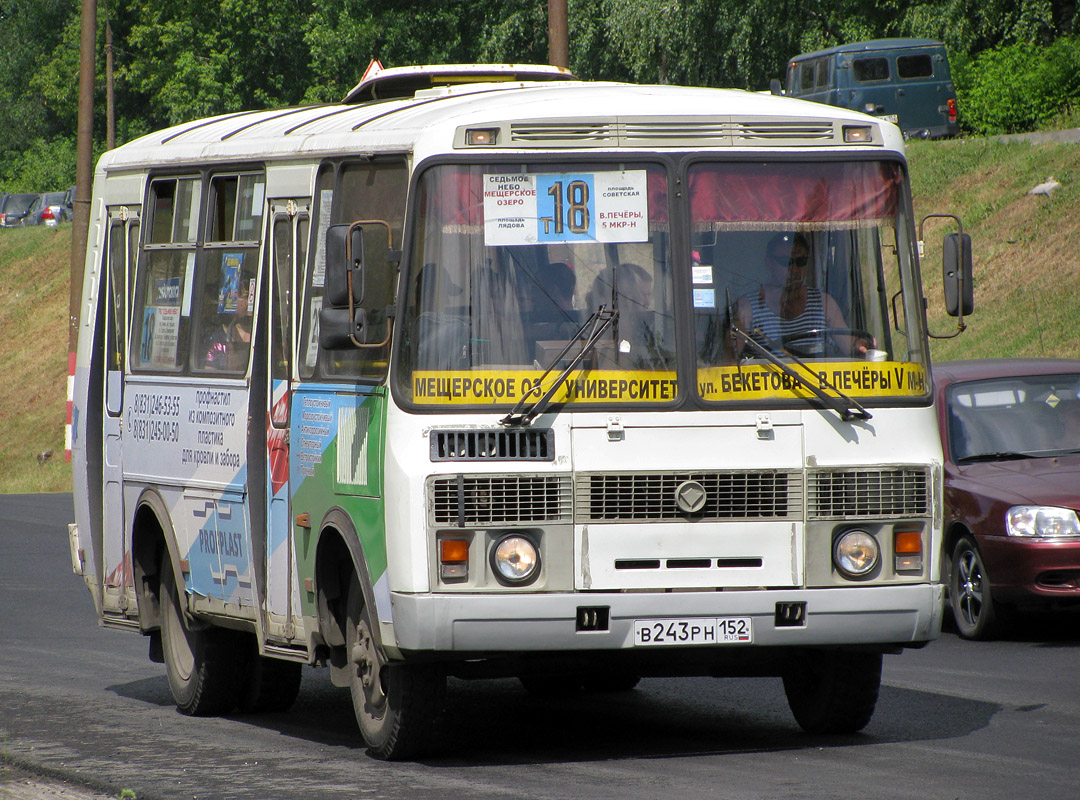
[500,306,618,427]
[728,320,872,422]
[957,451,1036,464]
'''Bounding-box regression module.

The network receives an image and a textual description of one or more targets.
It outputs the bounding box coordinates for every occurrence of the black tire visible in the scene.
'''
[782,649,882,734]
[950,535,1000,640]
[237,640,303,714]
[159,554,242,716]
[345,577,444,760]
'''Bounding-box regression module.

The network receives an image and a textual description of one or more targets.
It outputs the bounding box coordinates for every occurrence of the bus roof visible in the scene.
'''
[97,74,902,174]
[789,38,945,62]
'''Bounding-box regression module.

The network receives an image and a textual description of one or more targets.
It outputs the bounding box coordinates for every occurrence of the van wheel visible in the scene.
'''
[237,639,303,714]
[346,577,444,760]
[782,649,881,734]
[160,555,242,715]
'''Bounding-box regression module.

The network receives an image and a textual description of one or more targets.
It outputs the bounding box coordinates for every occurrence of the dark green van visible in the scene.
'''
[784,38,959,139]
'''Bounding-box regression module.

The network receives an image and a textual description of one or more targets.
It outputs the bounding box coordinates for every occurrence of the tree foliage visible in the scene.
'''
[0,0,1077,190]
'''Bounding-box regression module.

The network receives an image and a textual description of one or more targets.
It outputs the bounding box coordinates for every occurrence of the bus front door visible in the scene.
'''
[102,207,139,614]
[265,200,309,641]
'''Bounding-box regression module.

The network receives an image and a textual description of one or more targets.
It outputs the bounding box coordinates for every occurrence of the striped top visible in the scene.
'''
[749,287,827,356]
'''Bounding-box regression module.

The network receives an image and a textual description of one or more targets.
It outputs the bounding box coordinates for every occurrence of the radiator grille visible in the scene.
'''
[430,474,573,526]
[575,471,802,523]
[808,468,930,519]
[430,429,554,462]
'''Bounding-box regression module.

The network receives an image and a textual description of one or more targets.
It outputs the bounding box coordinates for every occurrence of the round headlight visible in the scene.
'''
[833,529,879,578]
[490,535,541,585]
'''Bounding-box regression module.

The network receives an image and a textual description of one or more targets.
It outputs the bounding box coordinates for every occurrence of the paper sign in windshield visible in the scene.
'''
[484,170,649,246]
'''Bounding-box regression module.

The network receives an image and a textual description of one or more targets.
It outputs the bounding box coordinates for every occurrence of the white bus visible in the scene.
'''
[69,63,971,759]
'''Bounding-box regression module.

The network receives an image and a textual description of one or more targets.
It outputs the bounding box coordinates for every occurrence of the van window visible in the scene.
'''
[814,59,829,89]
[853,58,889,82]
[897,55,934,79]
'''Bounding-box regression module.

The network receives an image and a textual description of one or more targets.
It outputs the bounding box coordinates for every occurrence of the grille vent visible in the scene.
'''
[732,121,835,141]
[575,471,801,523]
[808,468,930,519]
[507,118,848,148]
[430,474,572,526]
[430,429,554,462]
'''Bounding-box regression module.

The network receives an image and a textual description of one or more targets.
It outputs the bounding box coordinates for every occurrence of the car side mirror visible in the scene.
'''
[943,232,973,317]
[324,223,364,307]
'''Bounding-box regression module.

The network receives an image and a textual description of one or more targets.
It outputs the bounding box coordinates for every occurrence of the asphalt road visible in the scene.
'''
[2,493,1079,800]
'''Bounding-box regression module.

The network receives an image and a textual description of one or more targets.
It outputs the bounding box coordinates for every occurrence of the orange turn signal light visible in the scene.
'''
[440,538,469,563]
[894,530,922,554]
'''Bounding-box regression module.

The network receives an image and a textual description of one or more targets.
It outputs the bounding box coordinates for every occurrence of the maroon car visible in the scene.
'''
[935,358,1080,639]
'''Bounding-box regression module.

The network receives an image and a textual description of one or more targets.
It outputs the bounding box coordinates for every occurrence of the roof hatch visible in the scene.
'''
[342,61,575,103]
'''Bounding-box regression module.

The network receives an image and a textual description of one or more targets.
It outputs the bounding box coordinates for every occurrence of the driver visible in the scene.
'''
[734,232,872,359]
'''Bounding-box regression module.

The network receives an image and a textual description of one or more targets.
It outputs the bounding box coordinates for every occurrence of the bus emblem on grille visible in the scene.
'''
[675,480,707,514]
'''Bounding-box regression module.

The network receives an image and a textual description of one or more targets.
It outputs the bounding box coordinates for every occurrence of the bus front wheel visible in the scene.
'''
[345,578,444,760]
[782,649,881,734]
[160,554,242,716]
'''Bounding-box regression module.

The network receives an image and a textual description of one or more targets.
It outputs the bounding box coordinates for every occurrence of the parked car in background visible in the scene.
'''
[0,192,39,227]
[23,191,72,226]
[784,39,959,139]
[936,359,1080,639]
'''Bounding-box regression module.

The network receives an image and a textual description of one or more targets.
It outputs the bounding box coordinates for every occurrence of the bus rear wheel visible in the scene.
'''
[160,554,242,716]
[345,578,444,760]
[782,649,881,734]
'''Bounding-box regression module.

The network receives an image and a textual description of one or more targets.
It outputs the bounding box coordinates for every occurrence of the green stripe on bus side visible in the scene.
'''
[291,389,388,617]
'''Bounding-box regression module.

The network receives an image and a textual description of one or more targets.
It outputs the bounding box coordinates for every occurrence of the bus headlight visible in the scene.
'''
[833,529,879,578]
[490,534,541,586]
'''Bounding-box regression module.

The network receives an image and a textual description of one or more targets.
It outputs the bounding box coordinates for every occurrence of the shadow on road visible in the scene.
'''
[108,669,999,766]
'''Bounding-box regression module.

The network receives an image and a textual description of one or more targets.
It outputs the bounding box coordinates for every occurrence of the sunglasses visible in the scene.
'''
[771,252,808,267]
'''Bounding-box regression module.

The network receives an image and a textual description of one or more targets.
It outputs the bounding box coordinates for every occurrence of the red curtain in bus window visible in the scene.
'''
[428,166,485,229]
[689,161,901,226]
[648,170,669,224]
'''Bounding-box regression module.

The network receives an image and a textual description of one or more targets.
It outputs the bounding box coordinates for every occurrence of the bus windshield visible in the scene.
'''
[396,158,927,410]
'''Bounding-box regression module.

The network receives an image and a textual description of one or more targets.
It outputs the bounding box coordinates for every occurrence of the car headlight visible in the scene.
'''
[1006,506,1080,538]
[490,534,541,585]
[833,529,880,578]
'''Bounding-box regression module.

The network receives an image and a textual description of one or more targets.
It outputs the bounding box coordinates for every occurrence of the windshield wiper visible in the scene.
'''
[500,306,618,427]
[957,451,1038,464]
[727,314,872,422]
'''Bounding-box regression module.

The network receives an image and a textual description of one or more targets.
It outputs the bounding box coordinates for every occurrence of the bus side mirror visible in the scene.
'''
[769,78,783,96]
[325,223,364,307]
[318,306,373,349]
[943,232,973,316]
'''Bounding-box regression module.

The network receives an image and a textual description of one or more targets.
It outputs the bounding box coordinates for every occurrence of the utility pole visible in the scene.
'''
[67,0,95,462]
[548,0,568,69]
[106,16,115,149]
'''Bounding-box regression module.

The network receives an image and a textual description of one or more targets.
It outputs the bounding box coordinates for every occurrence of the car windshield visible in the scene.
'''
[947,373,1080,461]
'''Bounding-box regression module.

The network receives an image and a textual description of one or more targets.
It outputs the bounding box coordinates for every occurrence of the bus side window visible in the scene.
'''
[300,159,407,381]
[131,177,199,372]
[194,173,264,373]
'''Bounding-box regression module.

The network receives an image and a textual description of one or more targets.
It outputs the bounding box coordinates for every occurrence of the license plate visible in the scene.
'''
[878,113,899,123]
[633,617,752,646]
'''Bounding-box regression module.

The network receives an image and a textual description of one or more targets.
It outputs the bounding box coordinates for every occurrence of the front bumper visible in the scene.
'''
[390,583,944,652]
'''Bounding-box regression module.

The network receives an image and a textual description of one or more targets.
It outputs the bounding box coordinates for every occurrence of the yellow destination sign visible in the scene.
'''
[410,361,927,405]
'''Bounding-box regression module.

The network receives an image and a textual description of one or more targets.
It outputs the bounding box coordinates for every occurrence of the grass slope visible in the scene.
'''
[0,226,71,493]
[2,137,1078,492]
